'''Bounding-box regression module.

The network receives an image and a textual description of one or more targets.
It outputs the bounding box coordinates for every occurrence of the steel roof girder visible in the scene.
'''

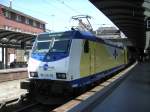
[0,29,35,49]
[94,0,143,9]
[114,20,144,25]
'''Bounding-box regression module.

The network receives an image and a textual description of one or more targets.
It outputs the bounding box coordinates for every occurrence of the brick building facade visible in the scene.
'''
[0,4,46,68]
[0,4,46,34]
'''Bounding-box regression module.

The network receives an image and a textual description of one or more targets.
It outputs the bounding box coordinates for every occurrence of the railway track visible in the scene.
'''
[0,94,58,112]
[13,102,39,112]
[13,102,55,112]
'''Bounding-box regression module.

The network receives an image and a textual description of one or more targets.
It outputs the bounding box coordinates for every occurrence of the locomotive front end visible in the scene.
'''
[28,32,72,81]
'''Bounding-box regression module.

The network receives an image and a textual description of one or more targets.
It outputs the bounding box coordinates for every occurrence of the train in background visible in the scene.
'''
[21,30,128,104]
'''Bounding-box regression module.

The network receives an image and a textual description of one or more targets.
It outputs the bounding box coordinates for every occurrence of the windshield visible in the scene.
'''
[32,40,70,53]
[50,40,70,52]
[32,33,71,53]
[32,40,52,53]
[37,41,51,50]
[32,38,71,53]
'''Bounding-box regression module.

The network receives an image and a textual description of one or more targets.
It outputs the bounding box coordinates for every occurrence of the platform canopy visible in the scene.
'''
[90,0,150,51]
[0,29,36,49]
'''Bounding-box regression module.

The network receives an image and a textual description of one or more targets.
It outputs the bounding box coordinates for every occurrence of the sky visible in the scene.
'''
[0,0,115,31]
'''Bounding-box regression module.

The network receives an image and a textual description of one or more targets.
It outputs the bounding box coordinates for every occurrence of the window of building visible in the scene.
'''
[4,26,14,31]
[40,23,44,29]
[36,22,40,28]
[33,21,37,27]
[10,12,16,20]
[16,15,21,22]
[4,25,9,30]
[21,16,25,23]
[29,19,33,26]
[25,18,29,24]
[4,10,11,18]
[43,24,45,30]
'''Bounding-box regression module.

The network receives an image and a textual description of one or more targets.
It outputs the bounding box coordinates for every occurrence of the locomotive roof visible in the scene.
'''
[38,30,124,48]
[72,30,124,48]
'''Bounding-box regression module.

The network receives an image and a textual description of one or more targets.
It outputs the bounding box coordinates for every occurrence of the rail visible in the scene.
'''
[0,93,57,112]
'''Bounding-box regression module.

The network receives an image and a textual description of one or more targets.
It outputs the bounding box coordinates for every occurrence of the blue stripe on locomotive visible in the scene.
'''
[31,52,69,62]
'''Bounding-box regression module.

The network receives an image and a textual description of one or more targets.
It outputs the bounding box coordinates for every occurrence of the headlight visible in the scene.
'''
[30,72,38,77]
[56,73,66,79]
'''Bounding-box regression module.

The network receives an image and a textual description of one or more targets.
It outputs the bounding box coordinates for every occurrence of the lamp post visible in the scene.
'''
[9,0,13,8]
[51,14,55,32]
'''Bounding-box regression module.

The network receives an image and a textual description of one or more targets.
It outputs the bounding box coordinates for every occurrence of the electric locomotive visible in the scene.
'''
[21,30,128,104]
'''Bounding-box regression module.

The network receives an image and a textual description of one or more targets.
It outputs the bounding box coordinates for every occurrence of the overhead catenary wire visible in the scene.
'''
[1,0,75,18]
[56,0,81,14]
[44,0,74,16]
[0,0,9,6]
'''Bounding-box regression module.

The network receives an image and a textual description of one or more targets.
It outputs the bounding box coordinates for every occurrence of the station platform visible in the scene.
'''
[90,62,150,112]
[0,68,27,83]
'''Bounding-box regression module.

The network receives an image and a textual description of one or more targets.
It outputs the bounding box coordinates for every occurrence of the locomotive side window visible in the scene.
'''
[84,40,89,53]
